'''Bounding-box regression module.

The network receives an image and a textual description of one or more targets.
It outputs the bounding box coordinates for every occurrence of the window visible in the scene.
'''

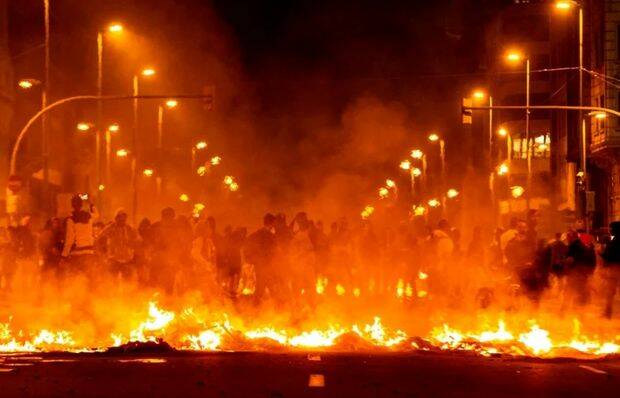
[511,134,550,159]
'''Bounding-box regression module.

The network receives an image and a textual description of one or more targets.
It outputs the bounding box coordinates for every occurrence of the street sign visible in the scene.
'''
[462,98,472,124]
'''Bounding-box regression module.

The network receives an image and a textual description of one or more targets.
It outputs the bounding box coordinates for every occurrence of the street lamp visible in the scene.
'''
[156,99,178,197]
[17,78,41,90]
[505,49,531,209]
[76,122,93,132]
[143,168,154,177]
[105,123,120,183]
[191,141,208,170]
[116,148,129,158]
[497,127,512,163]
[108,23,123,33]
[428,133,446,188]
[165,99,178,109]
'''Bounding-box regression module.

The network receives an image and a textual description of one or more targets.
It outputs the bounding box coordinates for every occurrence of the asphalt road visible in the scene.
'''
[1,351,619,397]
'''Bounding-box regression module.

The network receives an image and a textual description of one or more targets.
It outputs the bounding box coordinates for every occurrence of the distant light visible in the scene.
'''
[538,143,549,151]
[498,128,508,137]
[116,148,129,157]
[428,133,440,142]
[197,166,207,176]
[472,90,486,100]
[108,123,120,133]
[141,68,156,77]
[511,185,525,199]
[428,198,441,208]
[143,168,154,177]
[446,188,459,199]
[229,182,239,192]
[17,79,39,89]
[76,122,92,132]
[108,23,123,33]
[179,193,189,202]
[98,184,105,191]
[497,163,509,176]
[223,175,234,185]
[591,111,607,120]
[506,51,523,63]
[379,187,389,199]
[555,1,572,10]
[165,99,178,109]
[194,203,206,212]
[400,160,411,170]
[413,205,426,216]
[195,141,208,150]
[412,167,422,177]
[410,149,424,159]
[386,179,396,188]
[210,156,221,165]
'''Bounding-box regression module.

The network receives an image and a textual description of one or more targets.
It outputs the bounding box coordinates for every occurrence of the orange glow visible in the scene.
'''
[197,166,207,176]
[18,79,39,89]
[108,123,120,133]
[399,160,411,170]
[511,185,525,199]
[229,182,239,192]
[98,184,105,191]
[76,122,92,132]
[506,51,523,63]
[378,187,389,199]
[108,23,123,33]
[179,194,189,202]
[427,198,441,208]
[141,68,156,77]
[116,148,129,158]
[165,99,178,109]
[554,1,572,10]
[195,141,208,150]
[210,156,221,165]
[498,128,508,137]
[411,167,422,177]
[385,179,396,188]
[446,188,459,199]
[143,168,154,177]
[428,133,440,142]
[497,163,509,176]
[361,205,375,220]
[472,90,486,100]
[413,205,426,216]
[410,149,424,159]
[223,176,234,185]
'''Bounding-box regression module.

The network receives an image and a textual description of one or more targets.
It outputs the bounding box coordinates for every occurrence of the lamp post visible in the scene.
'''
[131,68,156,221]
[505,50,531,209]
[428,133,446,189]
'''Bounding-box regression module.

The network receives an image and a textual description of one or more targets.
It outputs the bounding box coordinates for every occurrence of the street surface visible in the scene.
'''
[0,351,619,397]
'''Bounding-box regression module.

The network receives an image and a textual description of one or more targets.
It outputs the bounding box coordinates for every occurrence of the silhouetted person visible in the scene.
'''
[600,221,620,318]
[61,194,97,275]
[96,209,138,280]
[245,213,278,302]
[563,229,596,308]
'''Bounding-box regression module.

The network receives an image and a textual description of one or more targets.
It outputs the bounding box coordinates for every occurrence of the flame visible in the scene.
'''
[518,324,552,355]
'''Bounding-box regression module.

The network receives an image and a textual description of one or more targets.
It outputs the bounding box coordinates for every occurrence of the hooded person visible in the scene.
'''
[600,221,620,318]
[96,208,138,279]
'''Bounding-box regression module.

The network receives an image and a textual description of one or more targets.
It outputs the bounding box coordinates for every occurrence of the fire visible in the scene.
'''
[518,324,552,355]
[127,301,175,343]
[315,277,328,294]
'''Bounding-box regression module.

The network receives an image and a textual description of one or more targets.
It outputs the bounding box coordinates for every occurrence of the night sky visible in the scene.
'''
[8,0,510,217]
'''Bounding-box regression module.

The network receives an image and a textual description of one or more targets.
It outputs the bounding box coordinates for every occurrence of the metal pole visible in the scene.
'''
[42,0,50,213]
[105,129,111,184]
[132,76,139,223]
[157,105,164,198]
[96,32,103,209]
[579,7,586,185]
[525,59,531,210]
[439,139,446,189]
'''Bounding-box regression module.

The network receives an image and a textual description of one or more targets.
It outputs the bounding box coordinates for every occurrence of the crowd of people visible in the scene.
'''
[1,194,620,319]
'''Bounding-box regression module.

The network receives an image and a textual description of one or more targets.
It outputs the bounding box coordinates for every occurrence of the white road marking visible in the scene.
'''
[579,365,608,375]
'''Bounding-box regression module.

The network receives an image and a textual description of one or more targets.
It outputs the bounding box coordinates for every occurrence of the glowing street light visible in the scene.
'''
[76,122,93,132]
[428,133,440,142]
[446,188,459,199]
[410,149,424,159]
[210,156,221,165]
[229,182,239,192]
[589,111,607,120]
[385,179,396,188]
[195,141,208,150]
[17,78,41,89]
[223,175,234,185]
[379,187,389,199]
[427,198,441,208]
[108,23,123,33]
[472,90,486,100]
[179,193,189,202]
[555,0,573,10]
[108,123,120,133]
[116,148,129,158]
[98,184,105,191]
[413,205,426,216]
[143,168,154,177]
[411,167,422,177]
[498,128,508,137]
[511,185,525,199]
[497,163,509,176]
[505,50,523,63]
[361,205,375,220]
[197,166,207,176]
[165,99,178,109]
[400,160,411,170]
[141,68,156,77]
